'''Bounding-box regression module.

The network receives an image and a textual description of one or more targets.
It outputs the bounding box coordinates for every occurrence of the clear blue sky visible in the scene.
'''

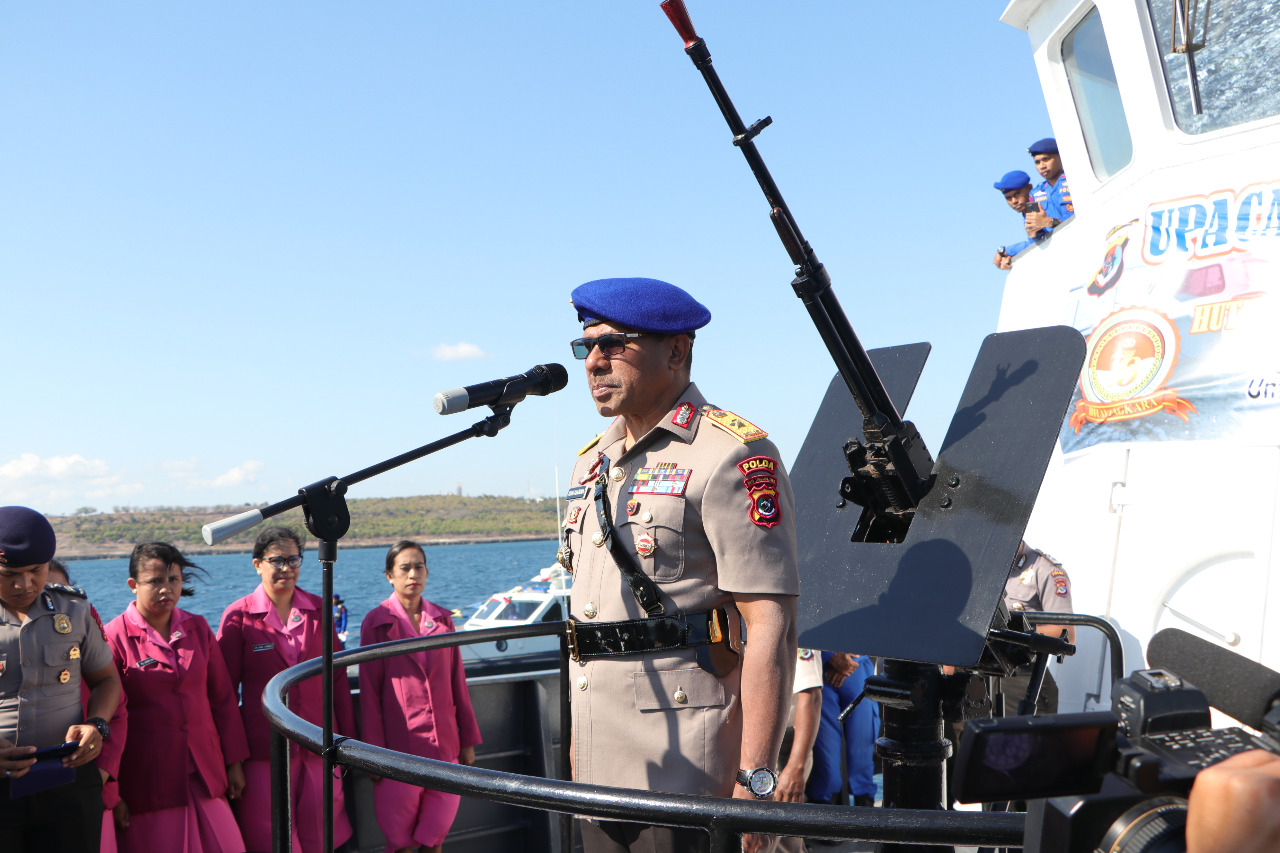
[3,2,1050,516]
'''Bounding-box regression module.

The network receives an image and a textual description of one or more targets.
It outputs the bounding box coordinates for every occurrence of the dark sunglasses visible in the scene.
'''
[570,332,652,360]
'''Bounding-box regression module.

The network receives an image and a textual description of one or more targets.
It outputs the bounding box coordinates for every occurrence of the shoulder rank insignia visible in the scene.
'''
[577,433,604,456]
[45,583,87,599]
[703,408,767,443]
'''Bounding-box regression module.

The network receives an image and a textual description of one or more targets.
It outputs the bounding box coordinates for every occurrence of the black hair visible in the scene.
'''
[384,540,427,575]
[128,541,205,597]
[48,558,71,584]
[252,526,306,560]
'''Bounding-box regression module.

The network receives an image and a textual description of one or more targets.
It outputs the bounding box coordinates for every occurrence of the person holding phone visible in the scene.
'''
[0,506,123,853]
[992,170,1049,269]
[105,542,249,853]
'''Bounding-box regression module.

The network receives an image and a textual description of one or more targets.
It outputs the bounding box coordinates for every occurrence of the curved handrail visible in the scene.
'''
[1022,611,1125,684]
[263,622,1024,851]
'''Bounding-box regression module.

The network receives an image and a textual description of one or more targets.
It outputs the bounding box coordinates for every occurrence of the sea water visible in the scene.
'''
[63,539,558,647]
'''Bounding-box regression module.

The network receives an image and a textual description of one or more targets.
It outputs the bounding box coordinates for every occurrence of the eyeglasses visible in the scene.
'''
[570,332,651,360]
[262,555,303,570]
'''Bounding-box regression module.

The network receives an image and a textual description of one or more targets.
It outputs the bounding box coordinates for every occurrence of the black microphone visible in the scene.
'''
[1147,628,1280,732]
[432,363,569,415]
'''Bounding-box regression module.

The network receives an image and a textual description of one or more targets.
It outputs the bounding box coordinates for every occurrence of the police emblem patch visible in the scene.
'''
[798,648,815,661]
[737,456,782,529]
[69,646,81,660]
[567,505,583,525]
[59,668,71,684]
[671,402,696,428]
[627,500,639,516]
[53,613,72,634]
[1055,578,1070,597]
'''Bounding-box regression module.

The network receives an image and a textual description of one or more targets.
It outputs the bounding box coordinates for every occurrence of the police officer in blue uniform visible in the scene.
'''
[0,506,123,852]
[992,169,1044,269]
[1026,137,1074,234]
[805,652,879,808]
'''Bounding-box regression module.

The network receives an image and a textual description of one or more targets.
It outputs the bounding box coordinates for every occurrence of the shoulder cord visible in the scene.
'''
[594,454,665,617]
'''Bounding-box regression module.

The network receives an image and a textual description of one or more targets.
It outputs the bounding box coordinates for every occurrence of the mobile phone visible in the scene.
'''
[1025,200,1041,214]
[31,741,80,761]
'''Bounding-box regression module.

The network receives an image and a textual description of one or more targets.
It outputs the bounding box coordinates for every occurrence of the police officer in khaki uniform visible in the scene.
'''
[1001,539,1074,717]
[560,278,800,853]
[0,506,122,852]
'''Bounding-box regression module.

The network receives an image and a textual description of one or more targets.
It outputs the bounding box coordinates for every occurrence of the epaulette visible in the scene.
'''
[1041,550,1064,569]
[701,406,768,443]
[577,433,603,456]
[45,582,87,599]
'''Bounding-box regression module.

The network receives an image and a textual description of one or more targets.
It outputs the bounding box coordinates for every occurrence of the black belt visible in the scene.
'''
[566,607,739,677]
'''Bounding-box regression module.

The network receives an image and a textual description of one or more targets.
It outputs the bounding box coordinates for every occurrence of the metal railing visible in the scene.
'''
[263,622,1033,852]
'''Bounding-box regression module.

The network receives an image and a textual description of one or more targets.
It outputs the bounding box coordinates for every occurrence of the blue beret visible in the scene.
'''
[0,506,56,568]
[994,170,1032,192]
[571,278,711,334]
[1028,137,1058,155]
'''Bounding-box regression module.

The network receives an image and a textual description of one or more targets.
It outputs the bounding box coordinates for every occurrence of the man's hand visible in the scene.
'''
[776,762,806,803]
[993,252,1012,270]
[1025,210,1053,235]
[732,784,776,853]
[0,737,36,780]
[1187,750,1280,853]
[63,723,102,767]
[825,653,858,688]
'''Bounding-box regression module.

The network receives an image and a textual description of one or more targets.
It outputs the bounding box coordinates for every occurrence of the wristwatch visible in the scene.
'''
[735,767,778,799]
[85,716,110,739]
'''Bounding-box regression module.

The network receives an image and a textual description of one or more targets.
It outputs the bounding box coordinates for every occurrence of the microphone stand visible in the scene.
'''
[203,405,517,853]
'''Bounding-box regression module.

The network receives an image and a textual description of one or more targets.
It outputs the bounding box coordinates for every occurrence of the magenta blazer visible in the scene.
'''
[359,597,481,762]
[217,585,355,760]
[105,604,250,814]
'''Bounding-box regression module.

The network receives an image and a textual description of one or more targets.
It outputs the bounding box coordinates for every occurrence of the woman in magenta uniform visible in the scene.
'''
[217,527,355,853]
[103,542,249,853]
[360,540,481,853]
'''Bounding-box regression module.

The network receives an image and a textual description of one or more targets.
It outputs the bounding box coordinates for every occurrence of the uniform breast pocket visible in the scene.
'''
[622,502,686,583]
[41,643,81,696]
[632,667,724,711]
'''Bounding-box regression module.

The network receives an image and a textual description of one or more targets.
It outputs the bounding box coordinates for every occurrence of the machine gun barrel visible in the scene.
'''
[660,0,934,538]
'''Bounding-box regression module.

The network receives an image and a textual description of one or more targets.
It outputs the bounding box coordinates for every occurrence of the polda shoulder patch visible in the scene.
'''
[702,408,767,443]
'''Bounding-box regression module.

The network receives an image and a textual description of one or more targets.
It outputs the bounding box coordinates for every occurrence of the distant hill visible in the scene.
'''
[50,495,560,559]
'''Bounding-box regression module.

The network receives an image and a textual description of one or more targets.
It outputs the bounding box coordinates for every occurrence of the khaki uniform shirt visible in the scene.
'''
[563,383,800,797]
[1003,545,1073,616]
[0,587,112,746]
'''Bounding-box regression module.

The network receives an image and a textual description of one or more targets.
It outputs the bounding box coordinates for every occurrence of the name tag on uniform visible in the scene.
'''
[630,465,692,496]
[565,485,590,501]
[137,658,158,668]
[253,643,274,652]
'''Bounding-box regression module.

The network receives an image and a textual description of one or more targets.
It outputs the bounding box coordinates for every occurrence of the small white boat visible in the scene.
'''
[459,564,571,663]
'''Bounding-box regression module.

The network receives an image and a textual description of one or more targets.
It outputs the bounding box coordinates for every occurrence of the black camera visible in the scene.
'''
[953,664,1280,853]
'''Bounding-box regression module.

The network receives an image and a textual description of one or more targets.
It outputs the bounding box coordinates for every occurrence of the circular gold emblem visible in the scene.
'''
[53,614,72,634]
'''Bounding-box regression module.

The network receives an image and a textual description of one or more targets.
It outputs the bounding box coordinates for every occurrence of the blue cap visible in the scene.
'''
[994,170,1032,192]
[0,506,56,568]
[571,278,711,334]
[1028,137,1058,155]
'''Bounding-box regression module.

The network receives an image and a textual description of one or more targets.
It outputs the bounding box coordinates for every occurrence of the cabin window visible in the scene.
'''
[1062,8,1134,180]
[1147,0,1280,133]
[541,600,563,622]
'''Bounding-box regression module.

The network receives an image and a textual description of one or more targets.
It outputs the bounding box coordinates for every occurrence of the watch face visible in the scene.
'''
[748,768,775,796]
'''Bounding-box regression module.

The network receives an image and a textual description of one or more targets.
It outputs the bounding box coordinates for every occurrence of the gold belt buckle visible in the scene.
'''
[707,608,724,644]
[566,618,580,661]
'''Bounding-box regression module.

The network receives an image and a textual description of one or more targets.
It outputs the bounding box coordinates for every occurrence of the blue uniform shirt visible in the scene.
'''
[1032,174,1074,223]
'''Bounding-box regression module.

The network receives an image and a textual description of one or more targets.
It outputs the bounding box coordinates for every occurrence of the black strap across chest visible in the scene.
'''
[594,453,665,617]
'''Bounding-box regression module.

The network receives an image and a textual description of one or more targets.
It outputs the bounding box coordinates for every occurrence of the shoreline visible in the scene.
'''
[57,533,558,561]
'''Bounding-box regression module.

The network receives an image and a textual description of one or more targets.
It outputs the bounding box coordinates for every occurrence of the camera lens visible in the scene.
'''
[1097,795,1187,853]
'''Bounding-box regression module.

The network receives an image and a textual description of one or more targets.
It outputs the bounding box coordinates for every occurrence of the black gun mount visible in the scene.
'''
[660,0,933,543]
